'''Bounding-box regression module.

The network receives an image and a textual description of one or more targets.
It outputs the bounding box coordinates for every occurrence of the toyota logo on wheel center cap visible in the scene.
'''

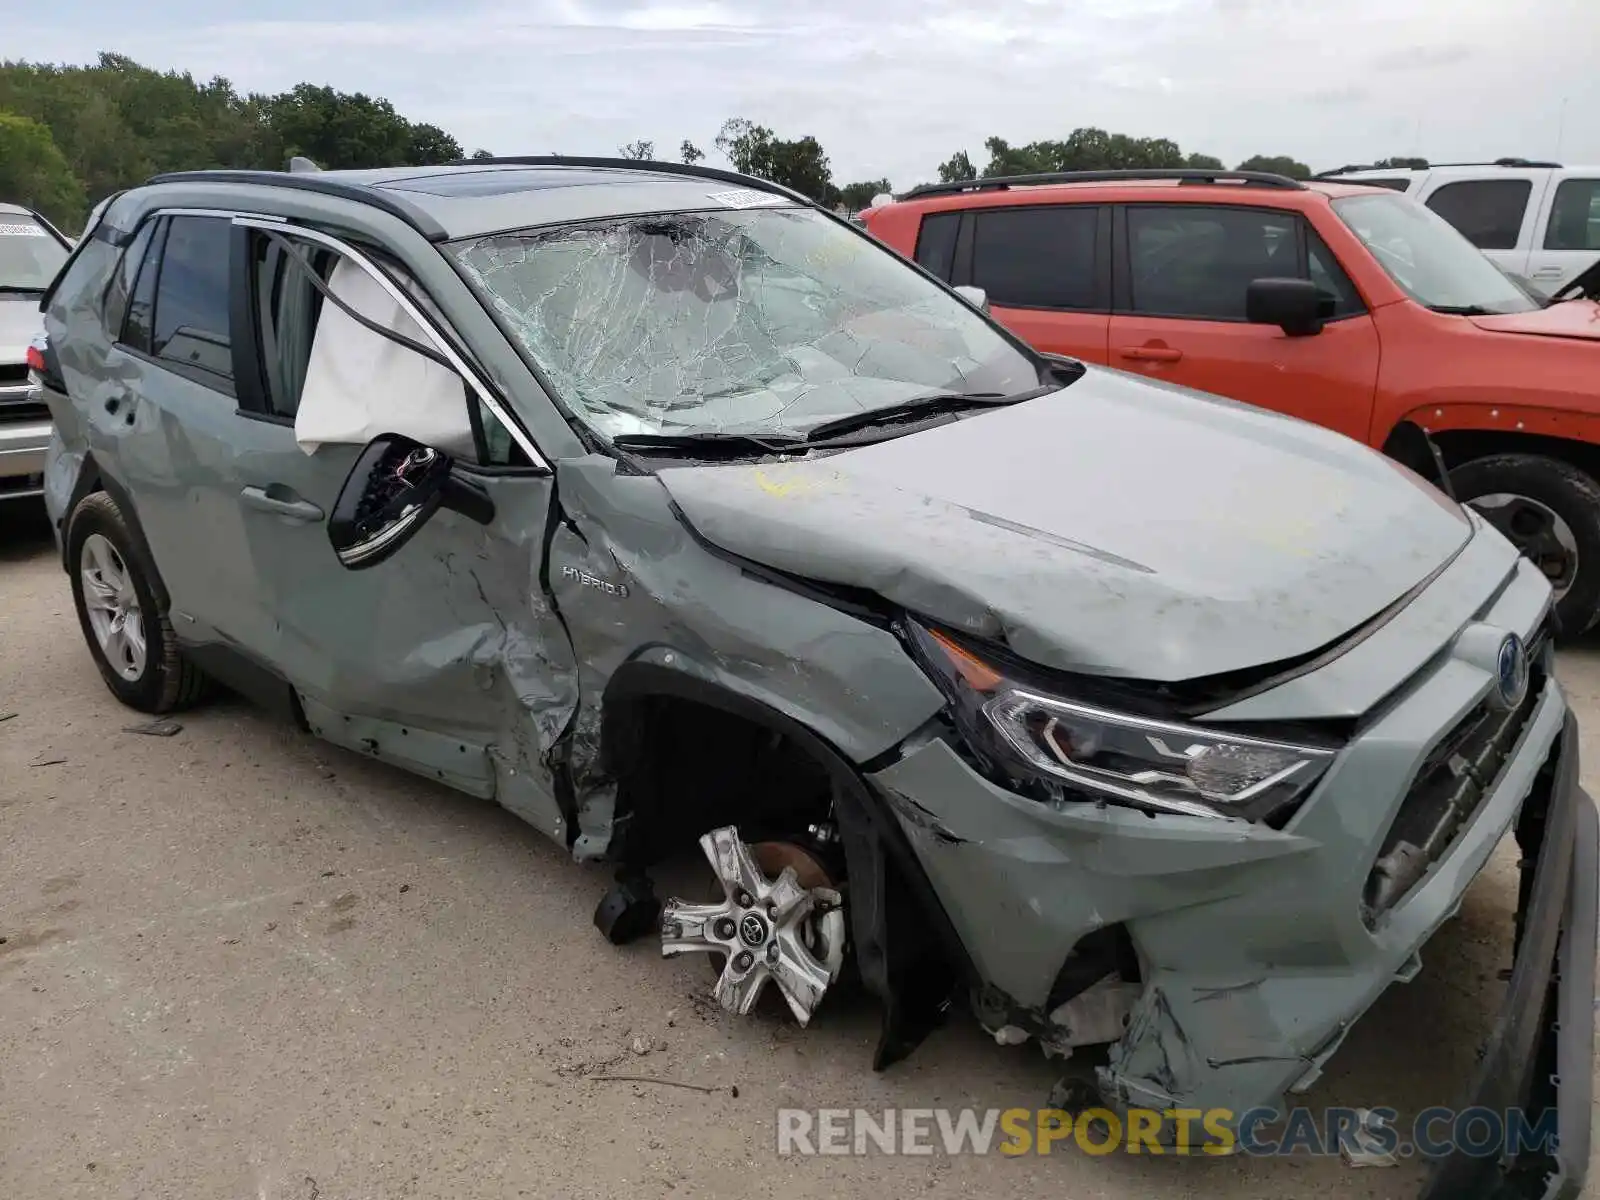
[738,912,768,947]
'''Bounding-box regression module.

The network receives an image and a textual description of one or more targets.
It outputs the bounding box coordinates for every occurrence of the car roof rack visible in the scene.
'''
[1316,157,1562,178]
[444,155,816,207]
[145,169,451,241]
[901,168,1308,200]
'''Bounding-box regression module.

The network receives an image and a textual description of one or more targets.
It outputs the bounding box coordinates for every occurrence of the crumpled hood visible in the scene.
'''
[0,296,42,364]
[658,367,1473,681]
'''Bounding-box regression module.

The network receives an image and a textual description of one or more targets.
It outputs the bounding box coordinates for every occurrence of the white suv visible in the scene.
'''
[1321,158,1600,296]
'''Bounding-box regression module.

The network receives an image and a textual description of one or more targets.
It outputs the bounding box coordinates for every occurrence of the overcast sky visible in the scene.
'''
[20,0,1600,188]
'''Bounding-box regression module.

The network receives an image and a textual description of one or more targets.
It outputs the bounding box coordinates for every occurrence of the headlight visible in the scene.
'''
[909,623,1335,822]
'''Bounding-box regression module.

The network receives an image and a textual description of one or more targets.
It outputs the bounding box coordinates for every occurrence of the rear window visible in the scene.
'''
[0,215,69,292]
[1425,179,1531,251]
[970,206,1099,309]
[913,212,959,280]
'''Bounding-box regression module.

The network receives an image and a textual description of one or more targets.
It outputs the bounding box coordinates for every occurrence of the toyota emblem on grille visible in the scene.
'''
[1495,633,1529,711]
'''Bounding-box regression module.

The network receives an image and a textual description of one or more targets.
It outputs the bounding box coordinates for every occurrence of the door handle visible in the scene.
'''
[240,485,324,522]
[1531,266,1564,278]
[1117,345,1184,363]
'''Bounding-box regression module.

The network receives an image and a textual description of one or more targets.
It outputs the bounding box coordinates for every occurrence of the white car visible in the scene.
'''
[1,201,71,501]
[1321,158,1600,297]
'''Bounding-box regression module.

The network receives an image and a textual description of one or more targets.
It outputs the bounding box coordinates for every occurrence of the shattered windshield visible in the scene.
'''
[448,207,1045,439]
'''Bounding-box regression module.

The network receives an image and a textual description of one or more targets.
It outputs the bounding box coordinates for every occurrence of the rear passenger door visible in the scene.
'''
[1106,204,1381,442]
[1526,174,1600,295]
[913,205,1110,364]
[101,212,280,662]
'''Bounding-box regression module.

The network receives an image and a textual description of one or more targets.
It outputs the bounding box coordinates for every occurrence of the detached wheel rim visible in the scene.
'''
[81,532,147,681]
[1470,492,1579,599]
[660,827,846,1026]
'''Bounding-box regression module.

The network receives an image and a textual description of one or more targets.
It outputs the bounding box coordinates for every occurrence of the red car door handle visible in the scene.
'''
[1118,346,1183,363]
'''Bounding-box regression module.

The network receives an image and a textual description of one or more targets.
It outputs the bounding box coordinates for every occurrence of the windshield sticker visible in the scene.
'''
[0,222,47,237]
[706,188,788,210]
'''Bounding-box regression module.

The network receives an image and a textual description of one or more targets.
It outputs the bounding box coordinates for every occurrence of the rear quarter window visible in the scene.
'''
[913,212,960,280]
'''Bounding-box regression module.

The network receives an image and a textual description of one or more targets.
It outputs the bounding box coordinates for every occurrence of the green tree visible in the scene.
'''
[975,128,1193,178]
[937,151,975,182]
[1236,154,1312,180]
[618,139,654,160]
[0,109,85,226]
[1374,156,1429,169]
[839,178,892,210]
[265,83,461,169]
[714,118,835,203]
[1184,152,1226,170]
[0,54,475,211]
[407,123,462,164]
[981,136,1051,177]
[469,148,495,160]
[679,140,703,164]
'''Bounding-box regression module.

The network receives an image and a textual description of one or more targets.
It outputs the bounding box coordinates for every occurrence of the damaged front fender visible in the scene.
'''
[543,455,946,859]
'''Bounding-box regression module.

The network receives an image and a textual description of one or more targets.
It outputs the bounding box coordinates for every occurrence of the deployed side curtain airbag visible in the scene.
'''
[294,257,475,458]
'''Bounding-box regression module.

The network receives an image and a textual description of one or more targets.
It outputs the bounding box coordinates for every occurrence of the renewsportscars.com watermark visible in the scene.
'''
[776,1105,1563,1159]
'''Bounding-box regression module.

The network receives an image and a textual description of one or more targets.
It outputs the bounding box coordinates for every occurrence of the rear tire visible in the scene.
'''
[1450,453,1600,635]
[67,491,209,713]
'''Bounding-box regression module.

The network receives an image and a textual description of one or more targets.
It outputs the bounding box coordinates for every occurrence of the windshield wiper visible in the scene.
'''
[0,284,46,296]
[1430,304,1499,316]
[803,386,1053,443]
[610,431,808,458]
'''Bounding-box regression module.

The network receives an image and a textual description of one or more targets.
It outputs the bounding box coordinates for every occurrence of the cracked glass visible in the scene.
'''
[448,206,1043,439]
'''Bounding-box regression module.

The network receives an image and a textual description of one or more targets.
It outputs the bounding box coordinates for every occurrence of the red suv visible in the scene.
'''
[863,169,1600,632]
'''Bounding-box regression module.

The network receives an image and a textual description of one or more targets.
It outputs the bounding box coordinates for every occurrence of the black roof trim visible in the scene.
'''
[1315,158,1563,178]
[447,156,816,207]
[143,170,450,241]
[902,168,1308,200]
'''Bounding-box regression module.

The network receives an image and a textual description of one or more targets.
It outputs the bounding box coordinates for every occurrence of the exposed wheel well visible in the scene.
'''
[1385,423,1600,483]
[602,688,838,870]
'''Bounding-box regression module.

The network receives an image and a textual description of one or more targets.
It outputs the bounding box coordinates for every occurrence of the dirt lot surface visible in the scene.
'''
[3,505,1598,1199]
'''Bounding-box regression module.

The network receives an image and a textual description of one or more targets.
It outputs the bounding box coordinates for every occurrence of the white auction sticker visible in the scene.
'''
[706,189,789,210]
[0,222,46,237]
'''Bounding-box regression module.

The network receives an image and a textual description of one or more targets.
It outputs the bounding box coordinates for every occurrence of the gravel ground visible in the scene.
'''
[3,504,1597,1199]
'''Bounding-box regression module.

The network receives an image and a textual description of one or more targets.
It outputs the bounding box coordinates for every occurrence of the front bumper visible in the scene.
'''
[1421,710,1596,1199]
[866,551,1595,1191]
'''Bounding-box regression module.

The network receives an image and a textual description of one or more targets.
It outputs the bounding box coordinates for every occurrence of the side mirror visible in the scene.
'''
[327,433,494,570]
[1246,277,1326,337]
[953,285,990,313]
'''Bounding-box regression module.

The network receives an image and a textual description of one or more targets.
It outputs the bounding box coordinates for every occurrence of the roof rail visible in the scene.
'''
[144,169,449,241]
[1316,158,1562,178]
[1313,164,1386,178]
[902,168,1307,200]
[445,155,817,208]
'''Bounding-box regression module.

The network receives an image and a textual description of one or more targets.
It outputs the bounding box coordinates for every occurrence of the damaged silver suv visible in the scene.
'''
[37,158,1597,1197]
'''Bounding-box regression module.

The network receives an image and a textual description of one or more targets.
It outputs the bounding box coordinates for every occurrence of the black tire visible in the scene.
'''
[67,491,209,712]
[1450,453,1600,636]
